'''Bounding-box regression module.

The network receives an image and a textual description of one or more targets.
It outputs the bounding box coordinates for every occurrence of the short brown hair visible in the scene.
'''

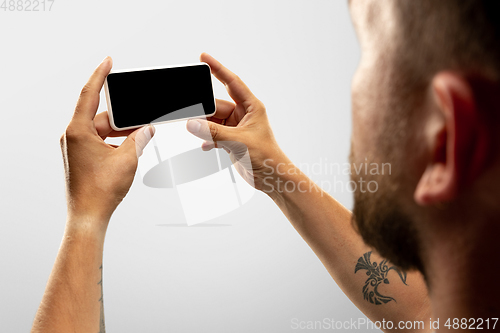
[392,0,500,84]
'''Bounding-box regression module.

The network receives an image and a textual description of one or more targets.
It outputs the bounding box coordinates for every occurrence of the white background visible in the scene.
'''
[0,0,378,331]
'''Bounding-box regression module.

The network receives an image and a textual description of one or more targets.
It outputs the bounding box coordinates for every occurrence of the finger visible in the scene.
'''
[120,125,155,158]
[200,53,257,106]
[208,100,246,127]
[186,118,237,142]
[106,129,136,137]
[211,99,235,120]
[201,141,215,151]
[94,112,135,138]
[73,57,113,123]
[201,141,233,154]
[226,104,247,126]
[207,117,224,125]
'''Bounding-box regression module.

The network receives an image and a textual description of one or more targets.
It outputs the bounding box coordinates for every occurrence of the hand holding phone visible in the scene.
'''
[62,56,155,222]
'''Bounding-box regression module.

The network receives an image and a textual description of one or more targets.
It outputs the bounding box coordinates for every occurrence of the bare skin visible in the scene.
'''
[31,52,431,332]
[187,52,432,332]
[31,57,154,333]
[32,0,500,330]
[347,0,500,330]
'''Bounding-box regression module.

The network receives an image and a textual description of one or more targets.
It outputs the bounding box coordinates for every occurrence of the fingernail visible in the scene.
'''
[148,124,156,136]
[141,125,154,141]
[101,56,113,67]
[187,120,201,134]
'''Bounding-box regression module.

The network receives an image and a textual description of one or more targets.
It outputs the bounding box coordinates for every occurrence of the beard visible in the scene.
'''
[350,152,425,273]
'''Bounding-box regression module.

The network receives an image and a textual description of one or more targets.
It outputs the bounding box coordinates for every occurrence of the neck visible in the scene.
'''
[423,214,500,330]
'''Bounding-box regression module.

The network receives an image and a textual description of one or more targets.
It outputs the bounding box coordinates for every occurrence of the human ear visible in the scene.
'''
[414,72,492,206]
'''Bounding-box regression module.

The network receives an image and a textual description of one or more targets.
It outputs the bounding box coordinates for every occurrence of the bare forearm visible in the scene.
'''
[31,216,107,333]
[32,56,146,333]
[267,160,431,331]
[268,160,368,288]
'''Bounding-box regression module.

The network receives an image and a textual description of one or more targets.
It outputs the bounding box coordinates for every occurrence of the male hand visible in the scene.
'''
[60,57,154,230]
[187,53,288,196]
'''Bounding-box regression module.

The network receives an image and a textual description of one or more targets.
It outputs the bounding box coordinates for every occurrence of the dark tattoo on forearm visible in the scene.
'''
[98,264,105,333]
[354,251,407,305]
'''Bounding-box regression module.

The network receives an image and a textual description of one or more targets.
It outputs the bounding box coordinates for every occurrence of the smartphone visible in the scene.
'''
[104,63,216,131]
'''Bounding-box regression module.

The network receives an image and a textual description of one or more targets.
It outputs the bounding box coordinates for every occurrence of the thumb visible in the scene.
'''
[186,119,237,142]
[120,125,155,158]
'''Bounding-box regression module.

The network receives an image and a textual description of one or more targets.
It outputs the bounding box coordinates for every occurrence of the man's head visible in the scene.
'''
[348,0,500,275]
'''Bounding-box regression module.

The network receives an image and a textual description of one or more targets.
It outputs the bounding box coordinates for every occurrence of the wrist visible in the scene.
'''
[65,212,110,243]
[260,157,309,201]
[66,194,117,225]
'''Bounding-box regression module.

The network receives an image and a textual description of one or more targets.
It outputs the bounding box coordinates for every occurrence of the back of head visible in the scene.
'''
[350,0,500,275]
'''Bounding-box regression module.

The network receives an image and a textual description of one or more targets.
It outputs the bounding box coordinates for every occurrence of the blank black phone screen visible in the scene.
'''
[106,64,215,129]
